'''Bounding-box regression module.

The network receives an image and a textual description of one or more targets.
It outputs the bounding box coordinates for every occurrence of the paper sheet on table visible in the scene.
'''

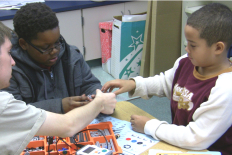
[90,114,158,155]
[149,149,221,155]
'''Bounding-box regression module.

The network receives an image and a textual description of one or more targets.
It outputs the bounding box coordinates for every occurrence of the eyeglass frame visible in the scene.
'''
[25,37,64,55]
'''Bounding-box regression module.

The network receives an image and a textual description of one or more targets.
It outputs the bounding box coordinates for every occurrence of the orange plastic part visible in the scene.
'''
[21,122,123,155]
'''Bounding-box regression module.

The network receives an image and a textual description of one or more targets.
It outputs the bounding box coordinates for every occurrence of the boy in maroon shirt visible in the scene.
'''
[102,3,232,155]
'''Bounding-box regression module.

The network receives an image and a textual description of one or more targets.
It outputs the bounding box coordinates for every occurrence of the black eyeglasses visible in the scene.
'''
[25,37,64,55]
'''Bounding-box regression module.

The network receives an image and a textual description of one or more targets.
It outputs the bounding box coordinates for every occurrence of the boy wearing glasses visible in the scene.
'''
[3,2,102,114]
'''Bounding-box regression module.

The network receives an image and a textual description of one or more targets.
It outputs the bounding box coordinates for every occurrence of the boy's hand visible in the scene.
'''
[101,79,136,95]
[87,94,95,101]
[95,89,117,114]
[62,94,89,113]
[130,115,151,133]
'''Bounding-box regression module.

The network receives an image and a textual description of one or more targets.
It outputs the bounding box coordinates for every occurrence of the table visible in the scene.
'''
[111,101,207,155]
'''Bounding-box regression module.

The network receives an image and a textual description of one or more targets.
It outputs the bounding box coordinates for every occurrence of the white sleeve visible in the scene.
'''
[144,72,232,150]
[0,91,46,154]
[129,54,188,100]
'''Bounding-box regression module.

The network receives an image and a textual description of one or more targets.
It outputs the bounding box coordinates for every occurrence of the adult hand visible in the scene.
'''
[130,115,151,133]
[101,79,136,95]
[62,94,89,113]
[94,89,117,114]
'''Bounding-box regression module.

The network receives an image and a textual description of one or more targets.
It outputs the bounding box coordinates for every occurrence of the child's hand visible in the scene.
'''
[87,94,95,101]
[62,94,89,113]
[130,115,151,133]
[101,79,136,95]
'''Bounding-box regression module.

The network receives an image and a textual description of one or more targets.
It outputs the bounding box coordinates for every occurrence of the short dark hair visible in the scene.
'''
[13,2,59,41]
[0,22,12,53]
[187,3,232,51]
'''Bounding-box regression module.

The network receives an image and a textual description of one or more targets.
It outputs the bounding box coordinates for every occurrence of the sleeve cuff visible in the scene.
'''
[60,99,64,114]
[144,119,168,140]
[128,76,150,99]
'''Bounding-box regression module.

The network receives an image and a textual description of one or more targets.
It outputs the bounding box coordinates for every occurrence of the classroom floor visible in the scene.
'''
[88,59,172,123]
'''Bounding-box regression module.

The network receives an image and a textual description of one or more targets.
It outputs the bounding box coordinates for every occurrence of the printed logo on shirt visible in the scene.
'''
[173,84,194,111]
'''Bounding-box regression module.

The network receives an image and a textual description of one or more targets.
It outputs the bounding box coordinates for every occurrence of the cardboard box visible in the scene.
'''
[111,13,146,79]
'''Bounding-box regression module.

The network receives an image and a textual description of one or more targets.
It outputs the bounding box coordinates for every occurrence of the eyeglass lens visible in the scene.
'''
[43,42,63,54]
